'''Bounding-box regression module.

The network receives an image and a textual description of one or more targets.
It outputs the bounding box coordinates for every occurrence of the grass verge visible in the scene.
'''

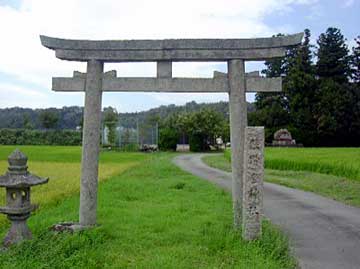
[225,148,360,181]
[204,153,360,207]
[0,151,295,269]
[0,146,147,225]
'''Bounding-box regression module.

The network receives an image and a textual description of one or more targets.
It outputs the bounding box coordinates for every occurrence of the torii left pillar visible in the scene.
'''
[80,60,104,227]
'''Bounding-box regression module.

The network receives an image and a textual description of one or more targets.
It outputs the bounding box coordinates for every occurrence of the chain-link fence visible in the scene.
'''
[102,119,158,151]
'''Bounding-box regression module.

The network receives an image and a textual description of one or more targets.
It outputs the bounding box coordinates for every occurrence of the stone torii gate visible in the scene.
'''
[40,33,302,229]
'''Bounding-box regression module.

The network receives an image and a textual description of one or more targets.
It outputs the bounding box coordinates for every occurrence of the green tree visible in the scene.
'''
[348,37,360,145]
[253,33,290,142]
[159,127,178,150]
[352,36,360,84]
[22,113,34,129]
[252,94,290,142]
[159,109,226,151]
[220,121,230,144]
[159,113,187,151]
[315,27,352,145]
[285,29,318,145]
[186,109,224,152]
[39,110,59,129]
[316,27,350,83]
[103,107,118,146]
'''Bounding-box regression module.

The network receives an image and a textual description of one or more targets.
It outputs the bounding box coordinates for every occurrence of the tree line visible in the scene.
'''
[159,108,229,151]
[0,101,251,130]
[0,107,83,130]
[251,28,360,146]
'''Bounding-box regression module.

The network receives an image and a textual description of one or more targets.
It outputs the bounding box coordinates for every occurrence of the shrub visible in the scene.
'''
[189,134,210,152]
[159,127,178,151]
[0,129,82,146]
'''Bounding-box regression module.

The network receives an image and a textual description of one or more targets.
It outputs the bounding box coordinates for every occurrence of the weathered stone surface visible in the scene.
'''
[242,127,264,240]
[157,61,172,78]
[103,70,117,78]
[52,76,281,93]
[79,60,103,227]
[4,218,32,247]
[0,149,48,187]
[54,47,288,62]
[0,150,48,246]
[73,70,116,79]
[51,222,89,233]
[40,34,303,62]
[272,128,296,146]
[213,70,259,78]
[228,59,247,228]
[245,76,281,93]
[53,77,84,91]
[40,33,303,50]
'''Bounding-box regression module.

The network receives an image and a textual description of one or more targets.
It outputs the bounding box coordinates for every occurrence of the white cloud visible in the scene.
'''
[0,0,316,110]
[0,82,48,108]
[343,0,354,8]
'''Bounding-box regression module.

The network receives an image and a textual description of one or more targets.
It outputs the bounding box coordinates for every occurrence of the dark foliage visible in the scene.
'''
[0,106,83,130]
[352,37,360,84]
[39,110,60,129]
[0,102,254,130]
[252,27,360,146]
[0,129,82,146]
[103,106,118,146]
[159,109,226,151]
[316,27,350,84]
[159,127,178,151]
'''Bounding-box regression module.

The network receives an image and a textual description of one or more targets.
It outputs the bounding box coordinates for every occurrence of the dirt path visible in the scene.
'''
[173,154,360,269]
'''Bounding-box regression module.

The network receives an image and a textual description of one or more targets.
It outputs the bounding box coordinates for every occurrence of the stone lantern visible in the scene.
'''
[0,149,48,247]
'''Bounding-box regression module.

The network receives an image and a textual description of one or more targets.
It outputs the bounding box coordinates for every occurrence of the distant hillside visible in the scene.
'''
[118,101,255,128]
[0,106,83,130]
[0,101,255,129]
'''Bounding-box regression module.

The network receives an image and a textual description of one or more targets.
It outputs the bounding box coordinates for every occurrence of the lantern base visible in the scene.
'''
[51,222,97,233]
[3,219,32,247]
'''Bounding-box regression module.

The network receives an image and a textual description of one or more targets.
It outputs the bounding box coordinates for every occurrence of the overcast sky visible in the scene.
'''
[0,0,358,112]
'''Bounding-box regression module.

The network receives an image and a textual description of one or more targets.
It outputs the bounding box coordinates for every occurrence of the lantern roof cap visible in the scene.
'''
[0,149,49,187]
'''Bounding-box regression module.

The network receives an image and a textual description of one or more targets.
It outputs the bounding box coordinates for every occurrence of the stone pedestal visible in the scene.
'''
[242,127,264,240]
[4,215,32,247]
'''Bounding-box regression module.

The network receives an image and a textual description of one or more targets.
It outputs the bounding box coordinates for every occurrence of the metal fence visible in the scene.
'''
[102,119,158,151]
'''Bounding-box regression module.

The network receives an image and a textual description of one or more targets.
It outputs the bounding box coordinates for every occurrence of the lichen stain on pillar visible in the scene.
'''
[242,127,264,240]
[228,59,247,229]
[79,60,104,227]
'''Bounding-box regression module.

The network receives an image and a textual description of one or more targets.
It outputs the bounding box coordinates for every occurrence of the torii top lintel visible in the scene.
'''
[40,33,303,62]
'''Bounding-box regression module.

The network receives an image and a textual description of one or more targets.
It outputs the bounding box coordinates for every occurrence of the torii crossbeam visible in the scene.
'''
[40,33,302,229]
[52,70,281,93]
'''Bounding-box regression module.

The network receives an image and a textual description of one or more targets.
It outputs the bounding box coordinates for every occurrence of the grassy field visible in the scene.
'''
[0,146,147,224]
[0,146,295,268]
[205,148,360,207]
[225,148,360,181]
